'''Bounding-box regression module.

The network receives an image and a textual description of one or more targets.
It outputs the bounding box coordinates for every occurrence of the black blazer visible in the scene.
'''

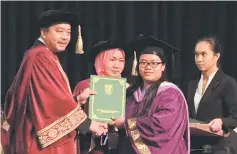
[187,69,237,132]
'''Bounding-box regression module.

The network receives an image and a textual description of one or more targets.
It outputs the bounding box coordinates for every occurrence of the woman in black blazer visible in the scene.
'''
[186,36,237,153]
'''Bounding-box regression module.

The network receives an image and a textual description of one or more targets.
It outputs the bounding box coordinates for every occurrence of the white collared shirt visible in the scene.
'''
[38,37,46,45]
[38,37,50,51]
[234,127,237,133]
[194,70,218,113]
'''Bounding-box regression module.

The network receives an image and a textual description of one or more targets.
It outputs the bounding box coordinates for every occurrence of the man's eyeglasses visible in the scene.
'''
[139,61,163,68]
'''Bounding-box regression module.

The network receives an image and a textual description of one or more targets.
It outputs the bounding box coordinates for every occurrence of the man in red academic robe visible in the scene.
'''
[1,10,107,154]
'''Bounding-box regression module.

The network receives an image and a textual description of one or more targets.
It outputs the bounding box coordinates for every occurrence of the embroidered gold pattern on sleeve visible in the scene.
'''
[127,118,151,154]
[37,106,87,148]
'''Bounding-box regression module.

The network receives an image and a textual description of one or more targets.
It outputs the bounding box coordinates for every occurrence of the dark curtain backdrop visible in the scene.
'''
[1,1,237,105]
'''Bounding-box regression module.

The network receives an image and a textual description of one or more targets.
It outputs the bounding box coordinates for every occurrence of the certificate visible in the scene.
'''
[190,118,224,137]
[88,75,126,122]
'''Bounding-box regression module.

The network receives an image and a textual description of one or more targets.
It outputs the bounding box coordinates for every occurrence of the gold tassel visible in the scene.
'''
[131,51,138,76]
[75,25,84,54]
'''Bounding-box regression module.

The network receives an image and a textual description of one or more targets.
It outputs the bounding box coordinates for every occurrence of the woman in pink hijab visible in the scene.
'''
[73,40,128,154]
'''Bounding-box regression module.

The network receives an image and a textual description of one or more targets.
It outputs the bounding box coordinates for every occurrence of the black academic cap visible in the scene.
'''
[87,40,131,62]
[129,34,179,58]
[38,10,79,29]
[128,34,180,81]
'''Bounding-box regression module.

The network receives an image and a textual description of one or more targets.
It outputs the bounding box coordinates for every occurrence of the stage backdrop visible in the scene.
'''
[1,1,237,105]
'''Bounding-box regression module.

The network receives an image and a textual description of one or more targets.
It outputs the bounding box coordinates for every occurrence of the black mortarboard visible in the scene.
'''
[127,34,180,81]
[87,40,131,62]
[128,34,179,59]
[38,10,79,29]
[86,40,133,76]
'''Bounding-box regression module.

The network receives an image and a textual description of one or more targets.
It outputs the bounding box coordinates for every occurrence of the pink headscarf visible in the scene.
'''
[94,48,125,76]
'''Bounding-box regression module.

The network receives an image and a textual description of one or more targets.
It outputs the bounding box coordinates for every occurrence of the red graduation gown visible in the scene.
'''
[73,79,128,154]
[2,45,87,154]
[74,79,105,154]
[73,79,92,154]
[74,79,90,115]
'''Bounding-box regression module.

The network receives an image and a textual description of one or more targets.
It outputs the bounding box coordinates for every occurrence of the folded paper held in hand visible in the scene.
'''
[189,118,226,137]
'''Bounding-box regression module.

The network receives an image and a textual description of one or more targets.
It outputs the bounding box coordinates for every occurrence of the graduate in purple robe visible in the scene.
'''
[110,35,190,154]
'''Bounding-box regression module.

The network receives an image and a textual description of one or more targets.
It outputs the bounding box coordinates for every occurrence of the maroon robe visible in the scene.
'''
[74,79,127,154]
[74,79,106,154]
[74,79,90,115]
[2,44,87,154]
[73,79,92,154]
[124,82,190,154]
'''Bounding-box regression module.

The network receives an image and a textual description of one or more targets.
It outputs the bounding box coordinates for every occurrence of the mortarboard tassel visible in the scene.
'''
[131,51,138,76]
[75,25,84,54]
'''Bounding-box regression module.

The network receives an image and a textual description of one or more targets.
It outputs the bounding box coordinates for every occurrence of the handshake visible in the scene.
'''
[76,88,125,136]
[89,120,108,136]
[89,117,125,136]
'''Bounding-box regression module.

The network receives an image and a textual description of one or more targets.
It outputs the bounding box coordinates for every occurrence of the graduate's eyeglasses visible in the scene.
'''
[139,61,163,68]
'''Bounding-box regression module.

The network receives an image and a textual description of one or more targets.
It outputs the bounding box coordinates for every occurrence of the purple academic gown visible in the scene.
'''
[123,82,190,154]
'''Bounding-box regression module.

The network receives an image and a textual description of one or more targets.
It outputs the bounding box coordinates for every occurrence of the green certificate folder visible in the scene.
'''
[88,75,127,122]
